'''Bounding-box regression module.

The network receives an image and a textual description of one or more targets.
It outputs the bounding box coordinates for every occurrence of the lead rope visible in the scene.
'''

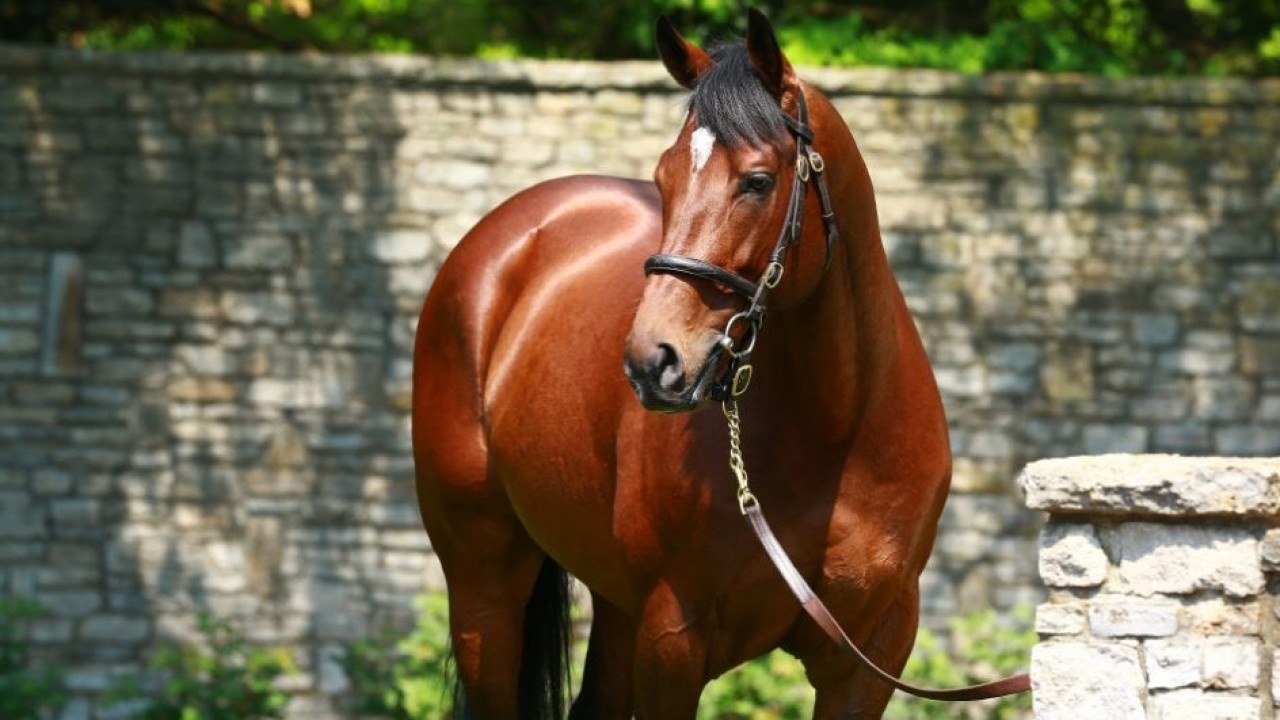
[722,396,1032,702]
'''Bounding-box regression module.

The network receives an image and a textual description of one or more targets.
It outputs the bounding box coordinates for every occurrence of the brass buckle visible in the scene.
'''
[763,261,784,289]
[731,364,753,397]
[808,150,825,174]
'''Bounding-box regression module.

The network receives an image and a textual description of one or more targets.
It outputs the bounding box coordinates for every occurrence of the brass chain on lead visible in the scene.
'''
[721,400,758,514]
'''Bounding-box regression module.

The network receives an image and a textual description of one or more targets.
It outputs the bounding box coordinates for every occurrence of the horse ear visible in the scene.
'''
[746,8,794,99]
[656,15,712,90]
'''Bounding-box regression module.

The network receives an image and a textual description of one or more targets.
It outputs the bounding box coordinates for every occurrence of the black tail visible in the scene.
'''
[449,559,572,720]
[520,559,573,720]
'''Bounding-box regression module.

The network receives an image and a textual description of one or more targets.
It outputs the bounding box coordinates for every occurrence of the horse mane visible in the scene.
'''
[688,42,789,148]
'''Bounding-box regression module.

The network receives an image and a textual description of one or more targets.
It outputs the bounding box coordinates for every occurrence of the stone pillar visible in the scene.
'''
[1022,455,1280,720]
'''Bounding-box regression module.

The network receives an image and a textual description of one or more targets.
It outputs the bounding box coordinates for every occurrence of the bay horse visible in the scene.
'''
[413,10,954,719]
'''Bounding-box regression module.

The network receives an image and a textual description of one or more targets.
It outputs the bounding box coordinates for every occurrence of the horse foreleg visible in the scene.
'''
[570,592,636,720]
[804,584,918,720]
[631,583,708,720]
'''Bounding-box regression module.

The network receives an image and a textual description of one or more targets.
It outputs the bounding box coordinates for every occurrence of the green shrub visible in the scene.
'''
[12,0,1277,76]
[0,597,65,720]
[780,14,990,74]
[106,611,294,720]
[337,593,454,719]
[698,649,814,719]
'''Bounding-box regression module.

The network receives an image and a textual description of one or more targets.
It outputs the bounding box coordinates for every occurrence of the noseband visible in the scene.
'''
[643,92,840,400]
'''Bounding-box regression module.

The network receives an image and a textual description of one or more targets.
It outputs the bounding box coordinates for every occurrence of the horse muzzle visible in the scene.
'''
[623,340,724,413]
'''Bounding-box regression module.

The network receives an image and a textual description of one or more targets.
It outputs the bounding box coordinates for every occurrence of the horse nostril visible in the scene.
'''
[655,342,684,392]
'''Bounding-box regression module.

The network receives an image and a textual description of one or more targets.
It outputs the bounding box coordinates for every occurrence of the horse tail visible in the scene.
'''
[520,558,573,720]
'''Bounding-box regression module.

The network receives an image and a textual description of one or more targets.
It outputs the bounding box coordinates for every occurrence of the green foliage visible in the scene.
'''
[983,0,1280,75]
[1263,26,1280,60]
[980,0,1175,76]
[106,611,294,720]
[3,0,1276,75]
[337,593,455,719]
[779,14,989,73]
[698,650,814,719]
[0,597,65,720]
[778,0,1280,76]
[885,607,1035,720]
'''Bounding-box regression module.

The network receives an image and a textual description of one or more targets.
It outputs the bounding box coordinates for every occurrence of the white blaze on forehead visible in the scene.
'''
[690,127,716,174]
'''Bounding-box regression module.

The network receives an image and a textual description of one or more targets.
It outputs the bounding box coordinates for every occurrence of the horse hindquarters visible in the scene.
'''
[414,367,573,717]
[413,256,572,720]
[415,176,665,718]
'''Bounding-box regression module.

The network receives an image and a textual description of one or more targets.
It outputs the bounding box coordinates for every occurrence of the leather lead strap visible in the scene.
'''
[744,504,1032,701]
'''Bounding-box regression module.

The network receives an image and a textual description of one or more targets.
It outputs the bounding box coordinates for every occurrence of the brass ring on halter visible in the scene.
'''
[795,154,810,183]
[737,487,759,515]
[720,311,758,359]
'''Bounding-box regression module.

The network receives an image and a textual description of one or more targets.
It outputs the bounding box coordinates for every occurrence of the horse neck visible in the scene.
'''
[764,99,898,443]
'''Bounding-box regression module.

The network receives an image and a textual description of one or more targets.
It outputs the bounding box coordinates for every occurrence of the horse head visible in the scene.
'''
[624,10,838,412]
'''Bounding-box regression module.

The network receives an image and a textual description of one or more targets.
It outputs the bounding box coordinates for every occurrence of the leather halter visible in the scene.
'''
[644,92,839,401]
[645,90,1032,702]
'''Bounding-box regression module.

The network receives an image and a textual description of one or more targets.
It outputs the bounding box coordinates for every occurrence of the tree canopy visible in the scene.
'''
[2,0,1278,76]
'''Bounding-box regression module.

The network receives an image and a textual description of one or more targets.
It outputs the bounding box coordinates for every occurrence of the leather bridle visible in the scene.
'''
[644,92,838,401]
[643,90,1032,702]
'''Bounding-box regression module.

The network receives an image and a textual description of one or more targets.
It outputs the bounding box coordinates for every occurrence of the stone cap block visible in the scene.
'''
[1020,455,1280,518]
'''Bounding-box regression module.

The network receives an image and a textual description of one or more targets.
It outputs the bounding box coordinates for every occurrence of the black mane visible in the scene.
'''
[688,42,788,148]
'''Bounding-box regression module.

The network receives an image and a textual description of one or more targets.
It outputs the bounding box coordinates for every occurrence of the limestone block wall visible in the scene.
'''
[0,45,1277,717]
[1025,455,1280,720]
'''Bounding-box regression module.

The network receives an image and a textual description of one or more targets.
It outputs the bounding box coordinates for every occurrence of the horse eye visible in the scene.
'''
[739,173,775,197]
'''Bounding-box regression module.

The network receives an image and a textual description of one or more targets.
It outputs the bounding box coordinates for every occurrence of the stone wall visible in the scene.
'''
[1025,455,1280,719]
[0,45,1277,717]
